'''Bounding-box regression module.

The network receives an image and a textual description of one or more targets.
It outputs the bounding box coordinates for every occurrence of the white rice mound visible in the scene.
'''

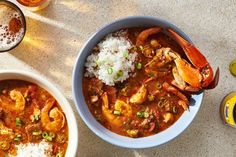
[11,141,53,157]
[85,33,137,86]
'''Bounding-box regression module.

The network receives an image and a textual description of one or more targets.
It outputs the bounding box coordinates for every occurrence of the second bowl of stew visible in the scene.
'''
[72,16,204,148]
[0,70,78,156]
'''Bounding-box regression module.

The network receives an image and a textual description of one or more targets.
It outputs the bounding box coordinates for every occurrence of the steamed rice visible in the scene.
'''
[85,33,137,86]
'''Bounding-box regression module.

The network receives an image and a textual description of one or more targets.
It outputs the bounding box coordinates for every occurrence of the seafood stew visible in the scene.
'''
[0,80,68,157]
[83,27,218,138]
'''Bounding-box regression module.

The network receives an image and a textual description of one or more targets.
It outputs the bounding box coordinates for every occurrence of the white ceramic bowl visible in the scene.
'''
[72,16,203,148]
[0,70,78,156]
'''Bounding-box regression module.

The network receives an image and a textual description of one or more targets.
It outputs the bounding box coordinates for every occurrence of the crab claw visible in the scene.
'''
[162,82,189,110]
[167,28,219,89]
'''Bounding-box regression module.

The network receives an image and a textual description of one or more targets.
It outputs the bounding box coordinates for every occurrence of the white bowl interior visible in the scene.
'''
[0,70,78,156]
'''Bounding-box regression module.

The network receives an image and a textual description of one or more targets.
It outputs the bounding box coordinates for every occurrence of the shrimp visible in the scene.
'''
[0,121,14,151]
[114,100,132,117]
[130,85,147,104]
[0,90,25,112]
[41,98,65,133]
[101,92,122,127]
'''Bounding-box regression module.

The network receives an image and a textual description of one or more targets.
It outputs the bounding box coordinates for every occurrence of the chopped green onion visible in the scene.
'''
[117,70,123,77]
[32,131,42,136]
[114,70,124,80]
[136,63,142,70]
[42,132,52,141]
[157,99,165,108]
[156,82,162,89]
[56,152,63,157]
[42,132,48,138]
[42,132,55,141]
[16,118,23,126]
[137,111,145,118]
[172,106,177,113]
[4,154,9,157]
[14,135,21,142]
[123,51,129,58]
[34,114,40,121]
[113,110,121,115]
[107,68,113,74]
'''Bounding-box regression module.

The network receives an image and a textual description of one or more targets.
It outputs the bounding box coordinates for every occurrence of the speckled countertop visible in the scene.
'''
[1,0,236,157]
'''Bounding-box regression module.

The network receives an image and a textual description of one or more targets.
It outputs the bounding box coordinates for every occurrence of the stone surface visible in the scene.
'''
[1,0,236,157]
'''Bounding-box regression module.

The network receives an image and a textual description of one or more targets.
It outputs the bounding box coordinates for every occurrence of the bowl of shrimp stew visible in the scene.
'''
[72,16,216,148]
[0,70,78,157]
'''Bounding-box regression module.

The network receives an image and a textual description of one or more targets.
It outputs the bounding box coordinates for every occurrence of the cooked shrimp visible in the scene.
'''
[101,92,122,127]
[0,90,25,112]
[130,85,147,104]
[0,121,14,151]
[136,27,162,46]
[114,99,132,117]
[0,121,14,136]
[41,98,65,133]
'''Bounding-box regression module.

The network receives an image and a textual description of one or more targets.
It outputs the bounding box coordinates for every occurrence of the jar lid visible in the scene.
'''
[229,59,236,76]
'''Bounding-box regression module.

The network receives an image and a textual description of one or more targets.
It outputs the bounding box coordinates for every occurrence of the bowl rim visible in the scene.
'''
[72,15,204,148]
[0,70,78,156]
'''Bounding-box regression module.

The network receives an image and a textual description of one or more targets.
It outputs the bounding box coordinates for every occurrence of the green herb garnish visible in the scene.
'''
[14,135,22,142]
[42,132,54,141]
[16,118,23,126]
[136,63,142,70]
[137,111,145,118]
[34,114,40,121]
[172,106,177,113]
[117,70,123,77]
[123,51,129,58]
[107,67,113,74]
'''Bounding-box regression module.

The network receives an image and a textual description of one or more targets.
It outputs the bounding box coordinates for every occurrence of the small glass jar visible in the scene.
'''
[220,92,236,127]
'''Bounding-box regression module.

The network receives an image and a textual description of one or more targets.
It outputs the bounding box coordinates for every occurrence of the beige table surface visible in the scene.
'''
[1,0,236,157]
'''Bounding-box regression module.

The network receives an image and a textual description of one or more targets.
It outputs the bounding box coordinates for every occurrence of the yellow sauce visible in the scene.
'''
[220,92,236,127]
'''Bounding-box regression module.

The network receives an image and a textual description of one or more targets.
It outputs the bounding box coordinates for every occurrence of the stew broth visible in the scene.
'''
[83,28,190,137]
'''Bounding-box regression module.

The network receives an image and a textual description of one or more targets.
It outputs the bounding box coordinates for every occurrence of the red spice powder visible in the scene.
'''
[8,18,22,34]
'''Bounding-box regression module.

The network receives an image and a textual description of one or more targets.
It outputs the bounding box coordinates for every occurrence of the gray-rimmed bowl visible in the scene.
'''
[72,16,203,148]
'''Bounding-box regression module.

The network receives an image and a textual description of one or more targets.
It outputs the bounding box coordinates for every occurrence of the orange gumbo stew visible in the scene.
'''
[0,80,68,156]
[83,28,192,138]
